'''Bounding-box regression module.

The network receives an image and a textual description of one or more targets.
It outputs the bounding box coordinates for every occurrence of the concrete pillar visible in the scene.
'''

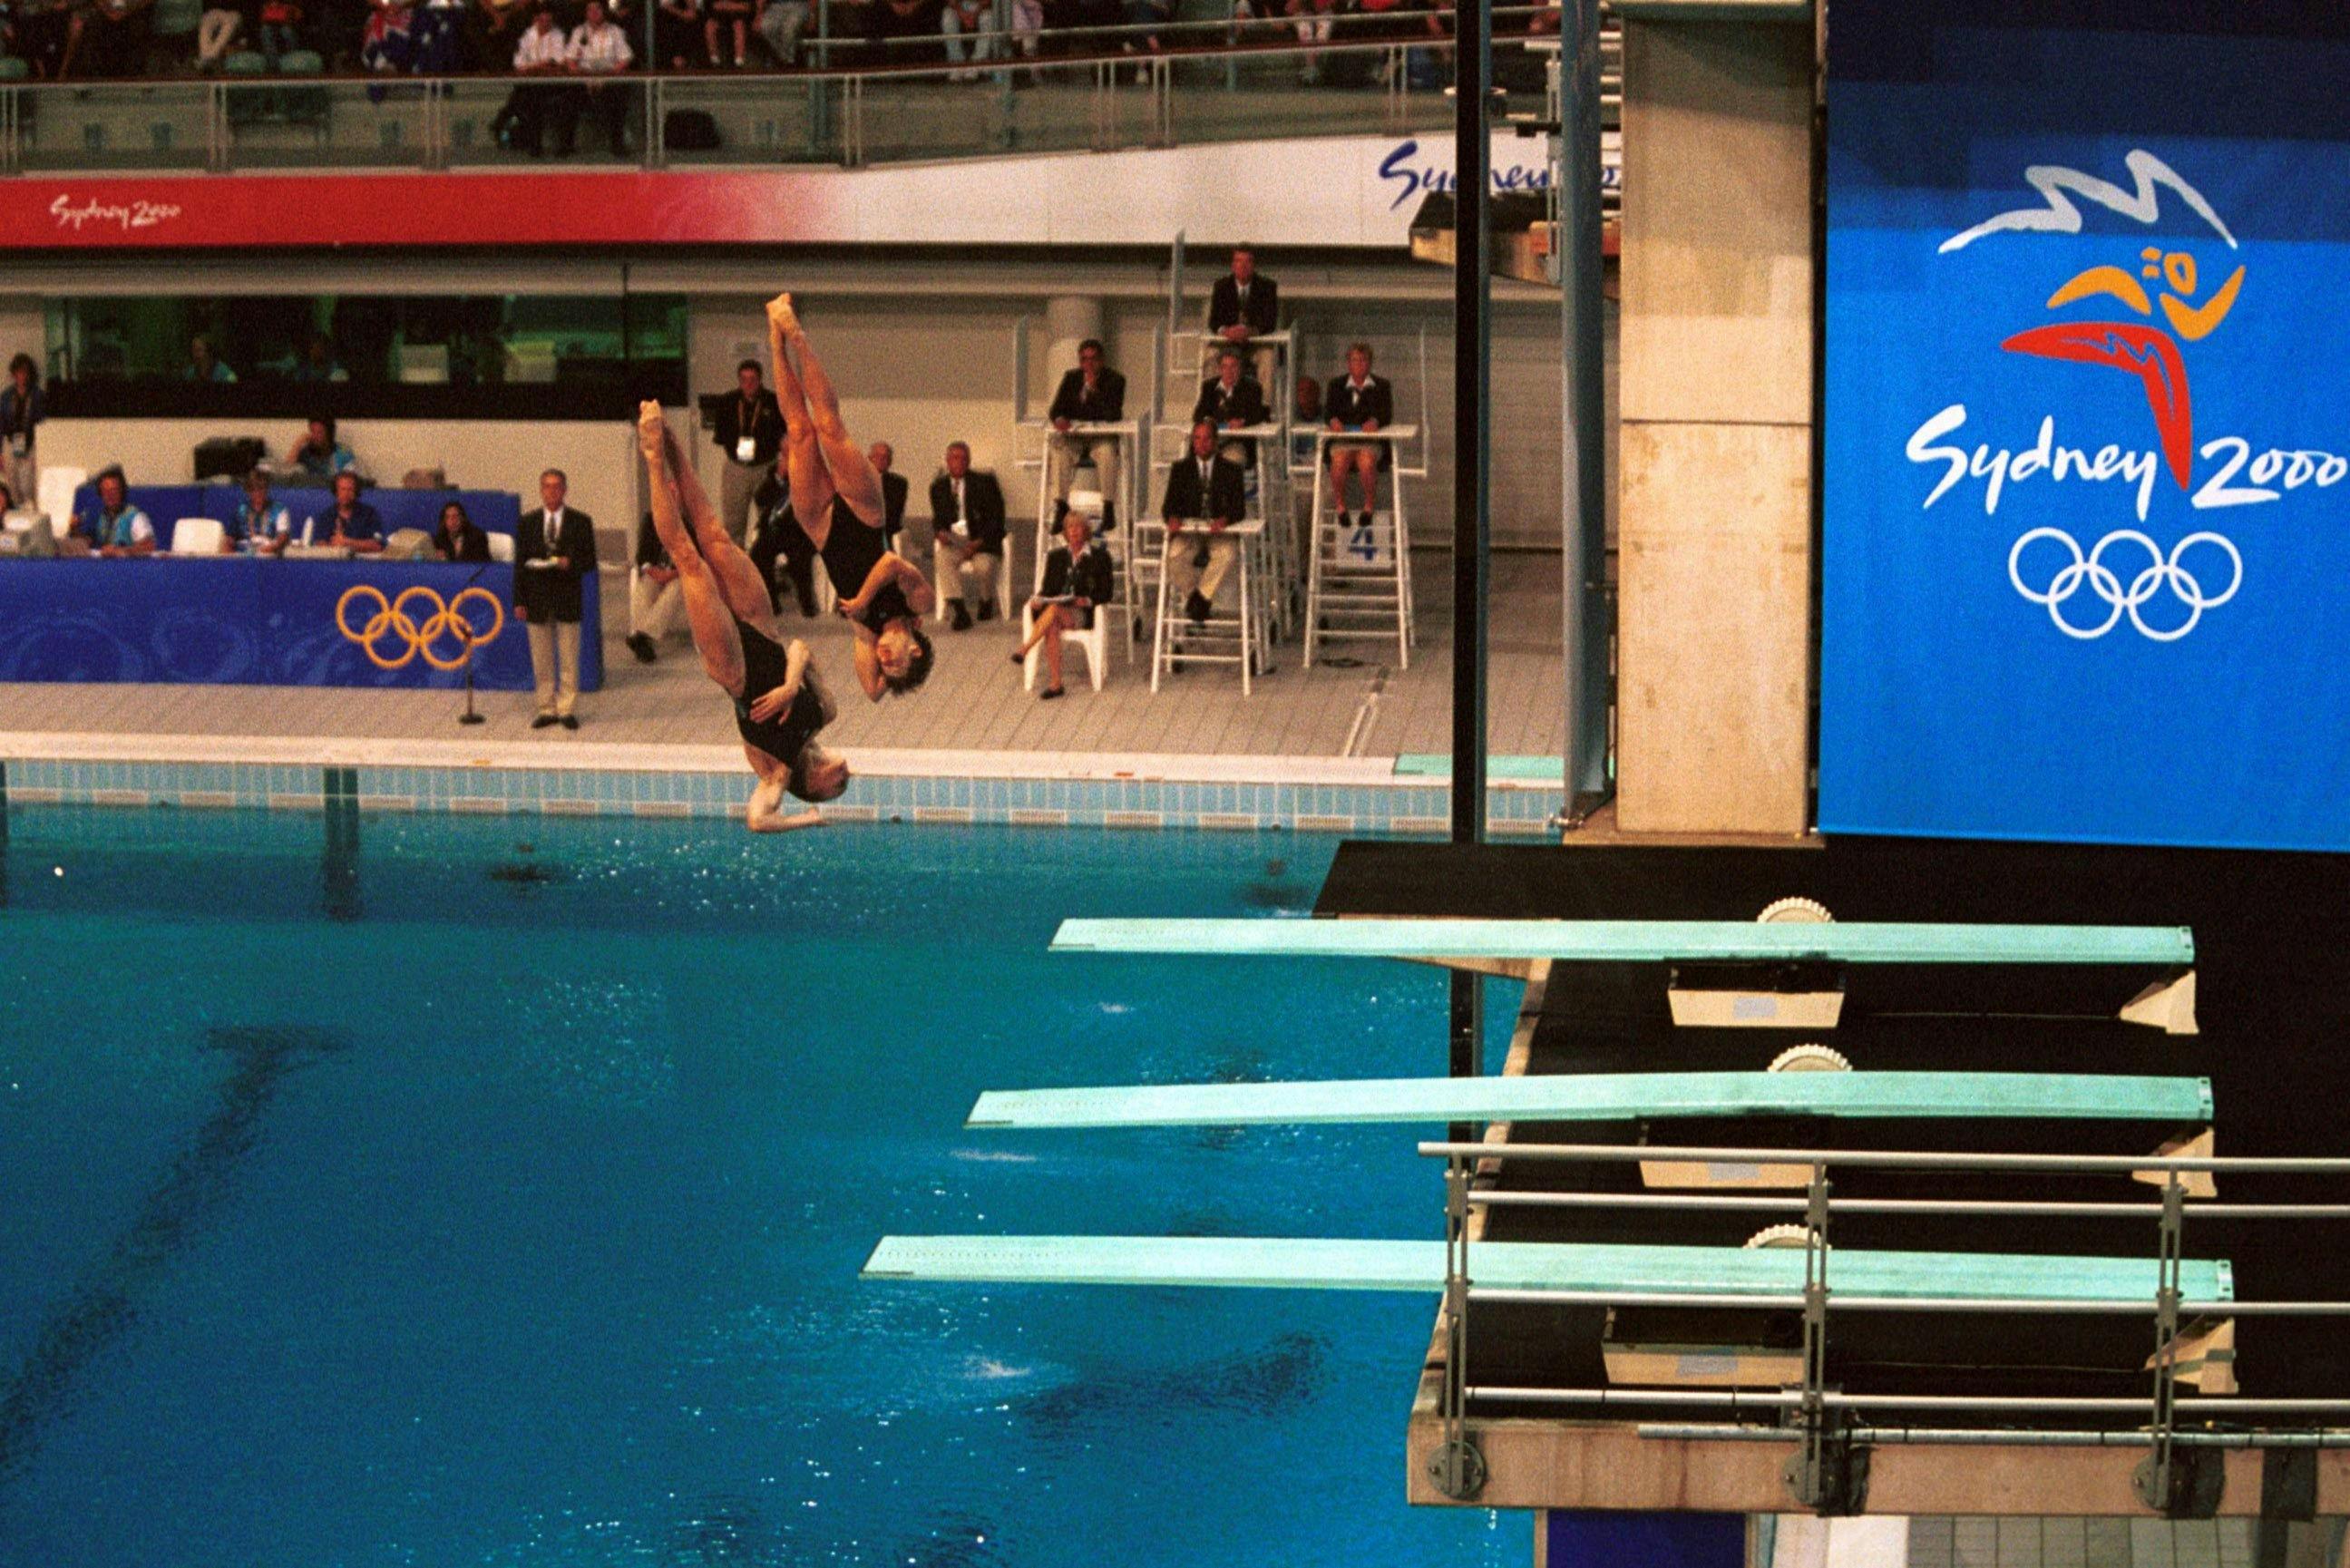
[1614,14,1815,835]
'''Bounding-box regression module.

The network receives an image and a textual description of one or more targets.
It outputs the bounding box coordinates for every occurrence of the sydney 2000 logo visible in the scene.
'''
[1903,151,2345,640]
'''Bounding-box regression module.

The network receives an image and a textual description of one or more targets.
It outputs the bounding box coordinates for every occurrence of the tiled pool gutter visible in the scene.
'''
[0,735,1565,837]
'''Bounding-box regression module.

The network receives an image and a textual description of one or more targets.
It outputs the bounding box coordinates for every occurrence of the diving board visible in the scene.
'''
[863,1235,2233,1304]
[965,1072,2214,1130]
[1048,919,2195,967]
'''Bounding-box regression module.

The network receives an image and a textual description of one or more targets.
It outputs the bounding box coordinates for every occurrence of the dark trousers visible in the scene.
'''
[750,508,820,616]
[553,83,629,156]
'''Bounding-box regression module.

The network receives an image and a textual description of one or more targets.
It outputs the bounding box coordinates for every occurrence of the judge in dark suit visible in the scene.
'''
[928,441,1007,630]
[1046,338,1128,531]
[1325,341,1398,524]
[516,468,599,729]
[750,462,820,618]
[710,359,787,548]
[1160,419,1247,626]
[1192,346,1273,466]
[1206,244,1280,390]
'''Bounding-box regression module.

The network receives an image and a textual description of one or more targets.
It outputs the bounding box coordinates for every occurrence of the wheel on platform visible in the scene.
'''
[1766,1043,1852,1074]
[1757,896,1833,923]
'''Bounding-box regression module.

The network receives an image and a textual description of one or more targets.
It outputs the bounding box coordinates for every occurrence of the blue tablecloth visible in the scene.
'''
[0,559,602,691]
[69,485,524,550]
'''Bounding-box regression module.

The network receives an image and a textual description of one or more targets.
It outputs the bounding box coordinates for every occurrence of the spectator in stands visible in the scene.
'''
[1191,345,1269,466]
[313,471,386,552]
[74,0,154,78]
[1285,0,1333,83]
[77,469,155,558]
[1325,340,1392,526]
[1159,418,1244,627]
[516,467,597,728]
[650,0,699,66]
[928,440,1005,630]
[1010,502,1112,700]
[17,0,76,78]
[1294,373,1321,424]
[712,357,785,547]
[563,0,633,157]
[1047,337,1126,531]
[290,333,348,383]
[876,0,939,62]
[470,0,529,73]
[195,0,244,67]
[939,0,990,78]
[626,508,687,663]
[408,0,463,69]
[1208,244,1280,390]
[870,441,909,553]
[285,415,357,482]
[254,0,301,67]
[431,498,492,560]
[1117,0,1167,73]
[2,354,41,516]
[704,0,748,65]
[508,6,570,155]
[186,335,237,384]
[361,0,415,73]
[228,469,293,555]
[756,0,807,64]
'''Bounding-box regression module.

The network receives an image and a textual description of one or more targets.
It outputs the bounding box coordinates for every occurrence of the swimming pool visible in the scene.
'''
[0,807,1522,1566]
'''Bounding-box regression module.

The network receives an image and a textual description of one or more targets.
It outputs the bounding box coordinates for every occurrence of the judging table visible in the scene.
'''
[68,484,525,549]
[0,558,601,691]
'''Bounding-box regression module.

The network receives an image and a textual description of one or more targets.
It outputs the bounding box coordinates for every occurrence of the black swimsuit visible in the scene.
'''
[730,615,827,768]
[815,496,914,633]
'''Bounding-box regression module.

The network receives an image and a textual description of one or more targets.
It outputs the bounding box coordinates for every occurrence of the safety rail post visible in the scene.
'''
[2135,1177,2199,1514]
[1783,1160,1861,1513]
[1429,1152,1487,1500]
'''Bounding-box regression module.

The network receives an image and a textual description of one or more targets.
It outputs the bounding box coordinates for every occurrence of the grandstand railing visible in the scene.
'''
[0,9,1615,174]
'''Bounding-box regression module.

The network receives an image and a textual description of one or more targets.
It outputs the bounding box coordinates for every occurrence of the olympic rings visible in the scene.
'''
[335,583,507,671]
[2006,528,2242,642]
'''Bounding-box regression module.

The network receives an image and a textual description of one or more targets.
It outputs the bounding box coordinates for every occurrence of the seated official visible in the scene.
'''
[186,335,238,385]
[307,472,386,553]
[626,507,689,664]
[1047,338,1127,531]
[1207,244,1282,390]
[1160,419,1247,627]
[76,469,156,558]
[929,441,1007,631]
[227,470,292,556]
[285,416,359,484]
[431,500,493,562]
[1009,502,1114,700]
[1325,340,1396,526]
[750,463,820,618]
[1192,347,1271,467]
[871,442,910,554]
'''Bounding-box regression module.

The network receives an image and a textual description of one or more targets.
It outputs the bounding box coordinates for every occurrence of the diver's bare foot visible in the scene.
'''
[765,293,800,336]
[637,400,666,449]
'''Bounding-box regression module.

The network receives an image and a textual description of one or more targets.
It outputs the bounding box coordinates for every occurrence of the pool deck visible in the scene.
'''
[0,549,1586,832]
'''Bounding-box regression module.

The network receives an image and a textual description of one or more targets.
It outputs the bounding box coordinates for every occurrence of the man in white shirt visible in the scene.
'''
[564,0,634,158]
[509,8,571,158]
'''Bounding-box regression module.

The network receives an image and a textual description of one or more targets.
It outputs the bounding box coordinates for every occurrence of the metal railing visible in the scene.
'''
[1413,1137,2350,1517]
[0,8,1611,175]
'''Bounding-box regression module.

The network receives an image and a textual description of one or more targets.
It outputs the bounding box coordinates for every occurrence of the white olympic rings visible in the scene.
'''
[2006,528,2243,642]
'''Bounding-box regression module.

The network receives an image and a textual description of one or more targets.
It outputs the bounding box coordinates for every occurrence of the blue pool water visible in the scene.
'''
[0,808,1523,1566]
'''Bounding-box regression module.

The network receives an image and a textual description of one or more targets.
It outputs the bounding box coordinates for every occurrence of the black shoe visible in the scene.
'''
[977,599,998,623]
[560,715,579,730]
[1039,684,1065,700]
[1185,590,1211,626]
[1009,649,1027,666]
[626,632,658,664]
[531,713,558,729]
[951,600,973,631]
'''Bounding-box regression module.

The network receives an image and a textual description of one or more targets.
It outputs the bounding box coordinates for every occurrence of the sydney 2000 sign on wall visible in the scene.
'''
[1821,5,2350,851]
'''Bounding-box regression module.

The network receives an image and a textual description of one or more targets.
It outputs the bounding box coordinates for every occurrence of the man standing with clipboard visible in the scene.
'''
[710,357,785,550]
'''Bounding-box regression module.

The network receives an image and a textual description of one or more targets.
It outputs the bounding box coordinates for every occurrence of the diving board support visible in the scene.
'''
[2122,971,2200,1035]
[1429,1154,1487,1501]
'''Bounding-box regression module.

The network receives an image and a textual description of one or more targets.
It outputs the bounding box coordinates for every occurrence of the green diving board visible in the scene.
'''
[863,1235,2233,1303]
[965,1071,2214,1131]
[1048,919,2195,967]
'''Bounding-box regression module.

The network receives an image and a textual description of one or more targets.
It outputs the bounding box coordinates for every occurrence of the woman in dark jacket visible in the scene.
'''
[431,500,492,562]
[1009,502,1114,698]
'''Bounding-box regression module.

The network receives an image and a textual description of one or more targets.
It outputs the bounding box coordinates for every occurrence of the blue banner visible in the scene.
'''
[67,485,524,550]
[0,560,601,691]
[1822,7,2350,851]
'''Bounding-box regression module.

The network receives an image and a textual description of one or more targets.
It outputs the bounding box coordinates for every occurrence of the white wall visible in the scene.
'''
[36,418,637,534]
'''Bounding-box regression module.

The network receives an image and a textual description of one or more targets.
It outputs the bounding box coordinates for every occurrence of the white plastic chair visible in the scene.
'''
[37,466,85,531]
[1021,590,1110,694]
[169,517,226,555]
